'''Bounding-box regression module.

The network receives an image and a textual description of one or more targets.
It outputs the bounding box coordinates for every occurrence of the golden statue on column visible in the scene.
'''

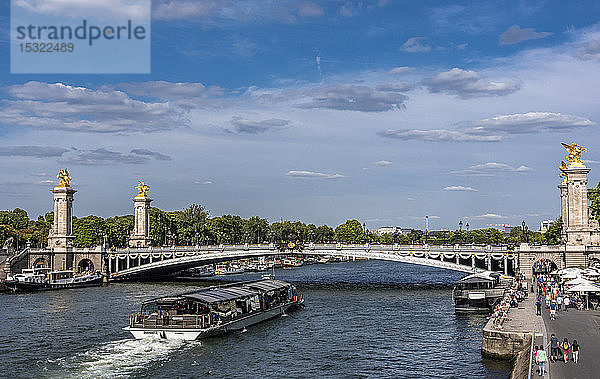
[136,181,150,197]
[561,142,586,167]
[56,168,72,187]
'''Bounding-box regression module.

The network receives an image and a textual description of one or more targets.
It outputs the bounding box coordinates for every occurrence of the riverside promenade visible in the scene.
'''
[542,302,600,378]
[482,292,548,378]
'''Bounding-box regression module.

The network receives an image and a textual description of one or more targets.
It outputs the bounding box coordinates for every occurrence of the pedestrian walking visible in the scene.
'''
[536,346,547,375]
[561,338,571,364]
[563,295,570,311]
[572,340,580,363]
[549,300,557,320]
[536,297,542,315]
[557,295,562,310]
[547,334,560,362]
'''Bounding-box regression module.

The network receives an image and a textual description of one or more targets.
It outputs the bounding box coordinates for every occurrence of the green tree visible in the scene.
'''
[544,217,562,245]
[73,215,105,248]
[314,224,335,242]
[335,219,366,243]
[244,216,270,243]
[170,204,209,245]
[589,181,600,221]
[150,207,172,246]
[105,215,134,248]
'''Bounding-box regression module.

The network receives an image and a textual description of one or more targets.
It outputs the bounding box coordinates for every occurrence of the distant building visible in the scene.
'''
[374,227,412,236]
[539,220,555,233]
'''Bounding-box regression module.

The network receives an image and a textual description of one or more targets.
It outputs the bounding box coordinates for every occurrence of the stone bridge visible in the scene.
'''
[108,243,518,281]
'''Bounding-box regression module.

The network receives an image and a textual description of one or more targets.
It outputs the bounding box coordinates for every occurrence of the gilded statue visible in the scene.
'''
[558,161,568,182]
[561,142,586,166]
[56,168,72,187]
[136,181,150,197]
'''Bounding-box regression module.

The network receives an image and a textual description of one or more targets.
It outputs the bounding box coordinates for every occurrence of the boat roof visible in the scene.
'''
[144,279,292,305]
[457,271,499,283]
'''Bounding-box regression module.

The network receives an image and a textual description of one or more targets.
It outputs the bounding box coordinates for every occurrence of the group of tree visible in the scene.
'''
[1,185,598,250]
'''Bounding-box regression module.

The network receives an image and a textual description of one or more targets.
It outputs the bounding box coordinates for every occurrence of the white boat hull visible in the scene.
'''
[124,301,300,340]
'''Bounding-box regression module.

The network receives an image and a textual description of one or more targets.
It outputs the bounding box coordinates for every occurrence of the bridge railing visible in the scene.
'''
[114,243,510,254]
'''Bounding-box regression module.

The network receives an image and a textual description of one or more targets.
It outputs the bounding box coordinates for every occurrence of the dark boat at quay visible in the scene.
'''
[124,279,303,340]
[452,271,511,313]
[3,267,104,292]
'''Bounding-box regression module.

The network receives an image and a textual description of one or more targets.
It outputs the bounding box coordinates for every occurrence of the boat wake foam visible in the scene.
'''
[53,337,199,378]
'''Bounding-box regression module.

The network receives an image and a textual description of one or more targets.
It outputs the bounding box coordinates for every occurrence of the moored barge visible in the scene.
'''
[452,271,510,312]
[4,267,103,292]
[124,279,303,340]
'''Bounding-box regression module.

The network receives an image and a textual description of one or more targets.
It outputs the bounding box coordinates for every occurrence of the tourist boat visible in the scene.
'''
[282,258,303,267]
[4,267,103,292]
[214,264,244,276]
[124,279,304,340]
[452,271,509,312]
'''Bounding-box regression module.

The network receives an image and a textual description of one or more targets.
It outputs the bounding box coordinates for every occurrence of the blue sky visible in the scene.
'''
[1,0,600,231]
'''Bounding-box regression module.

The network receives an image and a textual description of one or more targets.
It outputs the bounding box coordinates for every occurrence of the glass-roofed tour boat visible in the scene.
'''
[452,271,511,313]
[124,279,303,340]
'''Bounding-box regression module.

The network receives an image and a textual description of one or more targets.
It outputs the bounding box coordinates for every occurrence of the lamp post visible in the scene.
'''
[459,220,463,231]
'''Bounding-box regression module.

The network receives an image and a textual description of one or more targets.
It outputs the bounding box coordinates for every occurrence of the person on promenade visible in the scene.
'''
[549,300,557,320]
[572,340,580,363]
[561,338,571,364]
[547,334,560,362]
[557,295,562,310]
[536,346,547,376]
[563,295,570,312]
[536,297,542,316]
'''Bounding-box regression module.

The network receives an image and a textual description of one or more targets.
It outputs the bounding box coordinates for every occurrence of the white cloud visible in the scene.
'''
[59,148,171,165]
[423,68,521,98]
[13,0,149,20]
[401,37,431,53]
[375,82,413,92]
[227,116,291,134]
[443,186,478,192]
[468,112,594,135]
[499,25,552,45]
[472,213,507,219]
[298,85,408,112]
[374,160,392,166]
[388,66,413,75]
[0,146,68,157]
[117,81,206,100]
[285,170,345,179]
[153,0,324,22]
[451,162,533,176]
[379,111,594,143]
[0,82,185,133]
[378,129,502,142]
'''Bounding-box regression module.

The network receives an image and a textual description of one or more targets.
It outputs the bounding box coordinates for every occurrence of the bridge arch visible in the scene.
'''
[77,258,94,273]
[33,257,48,268]
[532,257,558,275]
[106,244,516,281]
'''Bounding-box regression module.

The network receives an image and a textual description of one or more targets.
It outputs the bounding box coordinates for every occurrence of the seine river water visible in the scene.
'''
[0,260,512,378]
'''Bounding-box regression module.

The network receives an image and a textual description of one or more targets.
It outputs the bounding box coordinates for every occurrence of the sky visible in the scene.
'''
[1,0,600,231]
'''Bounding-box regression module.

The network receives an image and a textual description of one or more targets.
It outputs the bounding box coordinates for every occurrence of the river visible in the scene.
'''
[0,260,511,378]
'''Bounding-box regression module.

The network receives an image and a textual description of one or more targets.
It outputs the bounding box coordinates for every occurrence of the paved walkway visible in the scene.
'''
[498,292,548,378]
[541,300,600,379]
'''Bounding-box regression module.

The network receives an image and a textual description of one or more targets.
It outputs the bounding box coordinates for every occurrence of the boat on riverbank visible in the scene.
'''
[124,279,304,340]
[3,267,103,292]
[452,271,509,312]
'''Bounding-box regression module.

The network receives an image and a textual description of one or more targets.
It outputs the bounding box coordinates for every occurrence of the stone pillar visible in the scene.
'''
[561,165,595,245]
[47,185,77,270]
[129,194,153,247]
[564,166,590,229]
[558,183,568,242]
